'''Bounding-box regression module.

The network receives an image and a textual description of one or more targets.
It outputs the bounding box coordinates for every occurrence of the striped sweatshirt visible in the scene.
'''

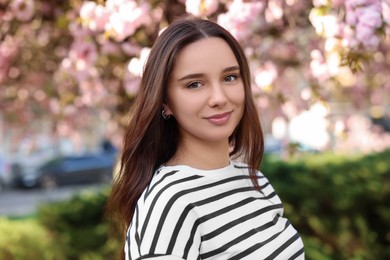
[125,161,304,260]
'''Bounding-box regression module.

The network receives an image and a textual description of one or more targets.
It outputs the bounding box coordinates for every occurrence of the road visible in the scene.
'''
[0,184,106,217]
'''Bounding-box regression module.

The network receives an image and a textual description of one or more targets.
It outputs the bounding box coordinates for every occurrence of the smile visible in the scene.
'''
[205,111,232,125]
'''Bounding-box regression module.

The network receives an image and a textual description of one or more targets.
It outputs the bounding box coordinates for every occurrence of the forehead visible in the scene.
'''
[171,37,239,77]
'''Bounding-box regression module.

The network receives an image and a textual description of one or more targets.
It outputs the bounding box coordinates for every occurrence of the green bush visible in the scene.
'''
[37,187,121,260]
[1,150,388,259]
[0,217,59,260]
[261,150,390,260]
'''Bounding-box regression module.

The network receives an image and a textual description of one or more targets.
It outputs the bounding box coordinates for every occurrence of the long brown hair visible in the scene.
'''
[106,16,264,238]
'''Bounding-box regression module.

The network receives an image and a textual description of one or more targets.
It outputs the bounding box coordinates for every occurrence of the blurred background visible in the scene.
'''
[0,0,389,259]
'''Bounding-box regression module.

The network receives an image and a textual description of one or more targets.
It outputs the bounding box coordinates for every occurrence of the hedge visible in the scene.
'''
[36,187,121,260]
[0,218,58,260]
[0,150,389,259]
[260,150,390,259]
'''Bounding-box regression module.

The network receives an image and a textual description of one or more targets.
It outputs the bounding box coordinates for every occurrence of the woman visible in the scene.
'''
[107,17,304,259]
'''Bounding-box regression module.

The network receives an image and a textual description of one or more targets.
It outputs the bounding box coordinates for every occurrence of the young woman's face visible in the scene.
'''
[165,37,245,145]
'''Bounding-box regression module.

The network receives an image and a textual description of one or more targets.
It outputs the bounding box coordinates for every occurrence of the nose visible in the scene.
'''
[208,83,227,107]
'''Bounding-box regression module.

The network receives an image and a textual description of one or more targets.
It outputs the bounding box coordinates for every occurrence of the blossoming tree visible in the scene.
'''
[1,0,389,154]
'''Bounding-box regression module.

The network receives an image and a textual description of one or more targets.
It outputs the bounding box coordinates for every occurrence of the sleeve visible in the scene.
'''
[125,184,201,260]
[256,170,283,206]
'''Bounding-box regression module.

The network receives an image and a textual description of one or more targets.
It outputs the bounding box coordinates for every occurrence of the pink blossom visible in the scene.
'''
[313,0,328,7]
[288,103,330,150]
[92,5,111,31]
[383,1,390,25]
[121,42,141,56]
[300,87,312,101]
[370,88,385,105]
[331,0,345,8]
[127,48,150,77]
[100,40,121,55]
[123,77,141,96]
[123,47,150,95]
[79,79,107,105]
[345,7,358,25]
[346,0,382,27]
[254,61,278,89]
[356,23,379,47]
[80,1,96,21]
[49,99,61,115]
[269,42,299,62]
[346,0,377,9]
[106,0,128,11]
[217,0,264,40]
[265,0,284,23]
[185,0,219,17]
[9,0,35,22]
[62,39,99,84]
[105,1,151,41]
[310,13,342,38]
[287,1,310,12]
[358,5,383,28]
[335,114,390,154]
[310,49,330,81]
[313,0,384,51]
[69,21,90,39]
[342,25,359,47]
[324,15,343,37]
[325,37,339,51]
[0,36,18,83]
[354,2,382,21]
[69,39,98,69]
[80,1,110,32]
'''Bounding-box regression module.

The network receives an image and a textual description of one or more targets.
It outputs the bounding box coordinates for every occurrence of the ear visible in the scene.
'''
[162,103,173,116]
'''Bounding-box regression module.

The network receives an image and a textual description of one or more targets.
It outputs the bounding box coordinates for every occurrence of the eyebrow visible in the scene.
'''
[177,65,240,82]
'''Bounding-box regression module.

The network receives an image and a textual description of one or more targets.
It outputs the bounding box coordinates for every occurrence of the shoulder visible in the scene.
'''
[230,160,278,196]
[126,167,202,259]
[133,166,205,227]
[142,166,203,203]
[230,161,265,178]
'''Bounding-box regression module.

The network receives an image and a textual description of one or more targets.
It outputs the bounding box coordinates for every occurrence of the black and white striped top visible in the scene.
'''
[125,161,304,259]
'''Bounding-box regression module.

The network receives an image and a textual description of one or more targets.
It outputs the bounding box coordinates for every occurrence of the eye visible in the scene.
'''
[224,74,239,82]
[186,81,203,89]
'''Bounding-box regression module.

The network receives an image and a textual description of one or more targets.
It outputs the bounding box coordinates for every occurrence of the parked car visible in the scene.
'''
[0,156,13,193]
[13,152,117,189]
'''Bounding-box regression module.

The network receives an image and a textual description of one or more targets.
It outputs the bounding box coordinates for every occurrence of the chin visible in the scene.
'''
[204,131,235,143]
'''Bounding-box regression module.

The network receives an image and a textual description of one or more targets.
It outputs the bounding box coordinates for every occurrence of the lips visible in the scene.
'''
[205,111,232,125]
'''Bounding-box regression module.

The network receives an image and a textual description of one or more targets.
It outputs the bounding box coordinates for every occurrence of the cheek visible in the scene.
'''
[239,90,245,105]
[232,86,245,119]
[231,85,245,106]
[167,92,199,117]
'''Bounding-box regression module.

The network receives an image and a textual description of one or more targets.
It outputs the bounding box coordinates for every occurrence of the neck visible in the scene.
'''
[167,138,231,170]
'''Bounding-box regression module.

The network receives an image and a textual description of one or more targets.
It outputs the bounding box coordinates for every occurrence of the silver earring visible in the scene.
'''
[162,109,171,120]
